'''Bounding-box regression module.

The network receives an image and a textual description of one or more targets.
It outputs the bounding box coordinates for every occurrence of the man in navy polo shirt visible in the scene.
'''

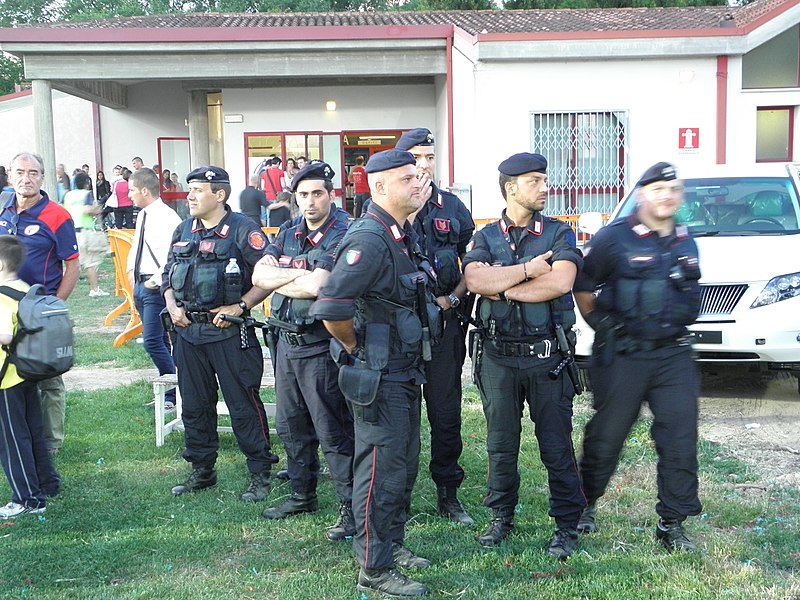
[0,152,79,456]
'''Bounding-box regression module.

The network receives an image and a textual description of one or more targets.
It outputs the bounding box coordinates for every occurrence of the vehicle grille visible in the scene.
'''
[699,284,748,316]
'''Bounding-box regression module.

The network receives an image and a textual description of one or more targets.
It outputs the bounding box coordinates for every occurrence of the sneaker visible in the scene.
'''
[240,471,271,502]
[392,542,431,569]
[261,492,318,519]
[656,520,699,553]
[547,527,579,560]
[356,567,428,597]
[275,468,290,481]
[478,517,514,547]
[436,486,475,526]
[327,502,356,541]
[171,467,217,495]
[164,401,176,412]
[576,503,597,533]
[0,501,46,518]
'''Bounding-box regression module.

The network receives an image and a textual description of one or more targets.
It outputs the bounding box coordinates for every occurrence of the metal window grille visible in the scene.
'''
[532,110,629,216]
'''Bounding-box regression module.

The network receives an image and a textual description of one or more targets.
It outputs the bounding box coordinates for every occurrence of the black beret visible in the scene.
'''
[186,166,230,184]
[291,160,335,192]
[365,149,416,174]
[637,162,678,187]
[498,153,548,176]
[396,128,435,151]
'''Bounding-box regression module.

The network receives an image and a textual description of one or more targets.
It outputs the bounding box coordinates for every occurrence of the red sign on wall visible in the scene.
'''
[678,128,700,150]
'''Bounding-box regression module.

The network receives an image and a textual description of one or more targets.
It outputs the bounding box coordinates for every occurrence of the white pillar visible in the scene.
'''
[188,91,210,168]
[32,80,57,199]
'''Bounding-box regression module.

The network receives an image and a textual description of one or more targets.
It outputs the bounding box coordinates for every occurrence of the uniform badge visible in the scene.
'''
[279,255,292,266]
[199,240,216,253]
[24,224,40,236]
[630,254,655,265]
[310,231,324,246]
[293,257,308,270]
[434,218,451,233]
[345,249,361,265]
[248,231,267,250]
[465,240,475,252]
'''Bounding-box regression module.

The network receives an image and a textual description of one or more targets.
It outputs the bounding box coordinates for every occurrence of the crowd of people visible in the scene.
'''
[0,136,703,597]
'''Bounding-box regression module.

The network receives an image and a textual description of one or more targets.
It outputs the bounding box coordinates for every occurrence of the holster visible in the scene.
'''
[338,363,381,408]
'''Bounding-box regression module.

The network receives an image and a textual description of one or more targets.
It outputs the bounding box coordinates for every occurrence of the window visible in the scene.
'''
[756,107,794,162]
[742,26,800,89]
[532,110,628,215]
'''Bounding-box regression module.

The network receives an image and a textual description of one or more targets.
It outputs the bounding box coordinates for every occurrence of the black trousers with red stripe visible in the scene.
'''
[351,379,421,570]
[174,333,276,474]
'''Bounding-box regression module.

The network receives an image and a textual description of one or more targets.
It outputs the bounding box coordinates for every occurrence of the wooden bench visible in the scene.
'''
[152,369,277,447]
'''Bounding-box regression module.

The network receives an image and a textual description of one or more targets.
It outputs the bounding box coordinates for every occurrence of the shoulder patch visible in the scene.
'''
[248,230,267,250]
[345,249,362,265]
[465,239,475,252]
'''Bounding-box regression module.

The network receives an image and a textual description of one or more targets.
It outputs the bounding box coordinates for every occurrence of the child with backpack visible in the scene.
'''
[0,236,60,518]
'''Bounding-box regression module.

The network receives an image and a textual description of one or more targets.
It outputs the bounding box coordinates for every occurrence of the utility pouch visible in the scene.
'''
[338,363,381,407]
[364,323,390,371]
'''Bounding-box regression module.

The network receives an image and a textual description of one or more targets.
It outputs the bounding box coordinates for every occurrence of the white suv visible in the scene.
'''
[574,163,800,392]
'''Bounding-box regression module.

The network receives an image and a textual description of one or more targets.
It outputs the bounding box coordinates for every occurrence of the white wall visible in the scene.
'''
[467,56,720,218]
[98,83,189,174]
[0,91,94,178]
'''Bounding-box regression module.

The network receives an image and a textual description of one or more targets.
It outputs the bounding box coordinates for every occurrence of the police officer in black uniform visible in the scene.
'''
[575,162,703,552]
[462,152,586,559]
[395,128,476,526]
[164,166,277,501]
[309,149,439,598]
[252,161,356,540]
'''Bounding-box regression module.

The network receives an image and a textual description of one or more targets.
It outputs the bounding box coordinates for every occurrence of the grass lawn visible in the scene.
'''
[0,259,797,599]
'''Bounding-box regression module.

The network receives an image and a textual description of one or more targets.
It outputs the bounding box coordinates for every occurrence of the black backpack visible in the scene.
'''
[0,284,75,382]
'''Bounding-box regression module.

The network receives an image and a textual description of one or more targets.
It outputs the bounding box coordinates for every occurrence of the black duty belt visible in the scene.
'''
[486,338,555,358]
[625,334,691,352]
[138,274,153,283]
[186,311,215,324]
[278,330,330,347]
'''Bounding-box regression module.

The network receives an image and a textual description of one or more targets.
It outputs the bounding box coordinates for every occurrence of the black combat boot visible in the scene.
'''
[240,471,271,502]
[478,513,514,546]
[547,527,579,560]
[576,502,597,533]
[275,468,290,481]
[261,492,319,519]
[171,466,217,495]
[326,502,356,541]
[436,486,475,526]
[356,567,428,597]
[392,542,431,569]
[656,519,699,553]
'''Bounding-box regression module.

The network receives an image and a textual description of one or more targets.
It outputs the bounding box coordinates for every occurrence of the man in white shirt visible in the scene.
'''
[127,168,182,408]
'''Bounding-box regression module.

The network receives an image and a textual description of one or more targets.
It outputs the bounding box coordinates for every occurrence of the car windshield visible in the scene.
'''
[615,176,800,235]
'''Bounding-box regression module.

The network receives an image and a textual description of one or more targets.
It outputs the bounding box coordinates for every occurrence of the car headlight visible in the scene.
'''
[751,272,800,308]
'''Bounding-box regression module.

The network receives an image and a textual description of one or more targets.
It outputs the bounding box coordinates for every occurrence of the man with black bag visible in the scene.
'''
[309,149,441,598]
[251,161,355,540]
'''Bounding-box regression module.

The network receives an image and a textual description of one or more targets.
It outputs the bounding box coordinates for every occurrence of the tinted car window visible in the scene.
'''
[615,177,800,235]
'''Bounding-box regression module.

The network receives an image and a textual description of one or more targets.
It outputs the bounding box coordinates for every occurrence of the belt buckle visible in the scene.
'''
[285,332,301,346]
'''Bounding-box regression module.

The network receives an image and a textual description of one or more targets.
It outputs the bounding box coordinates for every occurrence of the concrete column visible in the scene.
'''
[32,80,57,199]
[188,91,210,168]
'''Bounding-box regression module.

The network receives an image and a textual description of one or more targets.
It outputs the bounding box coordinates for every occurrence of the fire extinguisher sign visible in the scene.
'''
[678,128,700,154]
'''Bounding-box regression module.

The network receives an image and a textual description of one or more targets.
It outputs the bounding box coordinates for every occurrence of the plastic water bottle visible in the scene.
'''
[225,258,241,286]
[224,258,241,303]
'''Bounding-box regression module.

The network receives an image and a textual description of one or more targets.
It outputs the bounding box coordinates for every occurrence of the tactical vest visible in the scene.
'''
[168,217,248,311]
[477,218,576,341]
[351,217,441,370]
[418,191,463,295]
[269,211,349,331]
[594,221,701,340]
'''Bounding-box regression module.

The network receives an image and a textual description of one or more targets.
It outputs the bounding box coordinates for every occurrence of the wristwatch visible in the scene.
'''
[238,300,248,312]
[447,293,461,309]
